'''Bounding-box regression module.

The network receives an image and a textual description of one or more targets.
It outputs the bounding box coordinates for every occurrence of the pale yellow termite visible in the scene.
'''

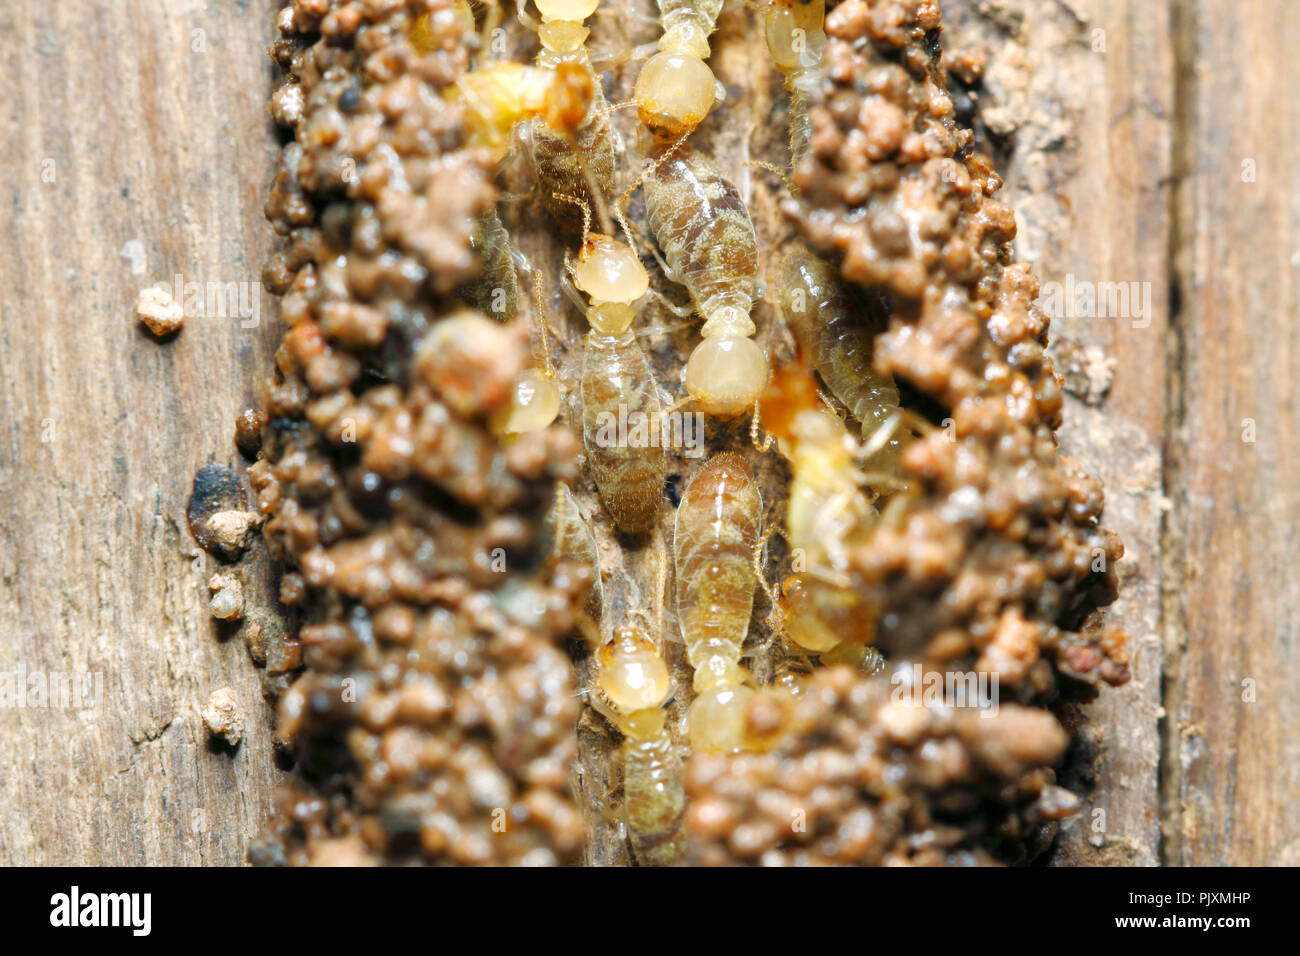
[673,452,763,751]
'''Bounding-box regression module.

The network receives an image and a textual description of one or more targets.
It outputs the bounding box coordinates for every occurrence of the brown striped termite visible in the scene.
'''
[543,481,602,646]
[640,144,771,418]
[445,4,618,234]
[515,0,620,233]
[458,210,520,321]
[779,246,907,477]
[554,196,668,535]
[673,452,764,752]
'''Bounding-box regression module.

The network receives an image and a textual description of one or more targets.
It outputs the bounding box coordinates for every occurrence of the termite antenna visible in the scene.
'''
[580,157,615,238]
[900,407,938,437]
[593,99,641,120]
[552,192,592,249]
[615,127,694,249]
[750,401,775,453]
[746,159,795,195]
[751,524,784,633]
[532,270,556,378]
[654,525,668,647]
[516,0,539,32]
[476,0,504,45]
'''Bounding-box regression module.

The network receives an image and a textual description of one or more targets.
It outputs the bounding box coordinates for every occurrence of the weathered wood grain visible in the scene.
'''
[1162,0,1300,866]
[0,0,285,865]
[939,0,1172,866]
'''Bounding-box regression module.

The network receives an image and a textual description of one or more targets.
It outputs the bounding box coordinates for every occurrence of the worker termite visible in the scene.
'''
[516,0,619,233]
[593,624,686,866]
[631,0,727,138]
[779,247,906,475]
[557,195,668,535]
[761,0,827,166]
[544,481,603,647]
[544,480,684,864]
[641,144,770,417]
[448,9,616,234]
[757,359,882,658]
[673,452,763,752]
[579,541,685,866]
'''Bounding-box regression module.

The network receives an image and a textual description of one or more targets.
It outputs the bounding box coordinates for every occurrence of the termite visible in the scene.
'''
[673,452,763,752]
[762,0,827,167]
[582,543,685,866]
[594,625,686,866]
[642,144,770,417]
[448,5,617,233]
[779,247,906,474]
[544,481,603,647]
[516,0,619,233]
[757,359,884,658]
[458,210,520,321]
[558,196,667,534]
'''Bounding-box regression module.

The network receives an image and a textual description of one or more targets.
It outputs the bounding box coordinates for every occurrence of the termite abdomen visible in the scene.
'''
[581,331,667,534]
[673,452,762,751]
[780,249,901,444]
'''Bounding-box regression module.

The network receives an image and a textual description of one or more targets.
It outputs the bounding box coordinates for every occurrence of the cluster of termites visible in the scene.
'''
[430,0,917,864]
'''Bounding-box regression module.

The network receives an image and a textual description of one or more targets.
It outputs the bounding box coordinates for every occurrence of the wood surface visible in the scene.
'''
[0,0,1293,865]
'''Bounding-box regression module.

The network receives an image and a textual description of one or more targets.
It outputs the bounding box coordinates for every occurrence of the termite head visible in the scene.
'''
[764,0,827,73]
[544,60,595,132]
[535,0,600,22]
[777,575,841,653]
[598,626,672,714]
[685,335,770,417]
[572,235,649,307]
[689,657,757,753]
[454,63,552,154]
[778,573,878,653]
[633,52,717,136]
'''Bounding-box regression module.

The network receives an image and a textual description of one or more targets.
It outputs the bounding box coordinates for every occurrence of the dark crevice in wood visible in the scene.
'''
[1157,0,1199,869]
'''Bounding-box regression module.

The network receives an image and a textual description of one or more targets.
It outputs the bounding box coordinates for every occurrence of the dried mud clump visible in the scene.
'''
[788,0,1128,694]
[685,668,1078,866]
[246,1,587,866]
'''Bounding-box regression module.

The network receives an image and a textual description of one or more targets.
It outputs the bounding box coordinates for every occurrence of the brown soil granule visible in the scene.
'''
[136,284,184,337]
[785,0,1128,693]
[202,687,244,747]
[685,667,1077,866]
[245,0,588,867]
[235,408,268,459]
